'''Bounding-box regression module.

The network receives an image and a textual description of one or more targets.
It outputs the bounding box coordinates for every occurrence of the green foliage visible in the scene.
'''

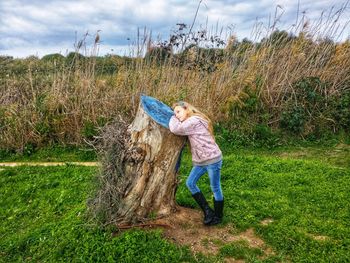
[22,142,37,156]
[144,47,171,65]
[215,123,282,149]
[82,120,98,140]
[0,55,14,62]
[35,120,53,138]
[251,124,281,148]
[219,239,263,260]
[294,77,325,105]
[65,51,86,64]
[41,53,65,62]
[94,55,120,75]
[177,45,225,72]
[0,145,97,162]
[0,29,349,154]
[280,106,306,134]
[280,76,350,137]
[331,90,350,130]
[0,165,194,262]
[218,83,282,146]
[215,124,251,147]
[176,146,350,262]
[82,117,109,141]
[260,30,296,48]
[280,77,330,135]
[1,146,350,262]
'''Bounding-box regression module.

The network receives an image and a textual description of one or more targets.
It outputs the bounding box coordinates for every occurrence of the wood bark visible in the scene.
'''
[116,103,186,224]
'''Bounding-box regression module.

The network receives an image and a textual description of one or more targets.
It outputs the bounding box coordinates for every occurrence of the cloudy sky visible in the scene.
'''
[1,0,349,58]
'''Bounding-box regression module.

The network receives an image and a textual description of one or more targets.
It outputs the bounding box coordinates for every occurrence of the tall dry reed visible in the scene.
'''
[1,5,350,152]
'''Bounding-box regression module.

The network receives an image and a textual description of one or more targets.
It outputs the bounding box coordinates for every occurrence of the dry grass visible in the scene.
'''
[86,116,130,225]
[0,6,350,152]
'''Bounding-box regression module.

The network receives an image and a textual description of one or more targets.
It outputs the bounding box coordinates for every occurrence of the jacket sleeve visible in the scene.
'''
[169,116,199,136]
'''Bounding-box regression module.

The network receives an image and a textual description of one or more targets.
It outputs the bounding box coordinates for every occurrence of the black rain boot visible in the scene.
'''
[192,191,215,225]
[209,198,224,225]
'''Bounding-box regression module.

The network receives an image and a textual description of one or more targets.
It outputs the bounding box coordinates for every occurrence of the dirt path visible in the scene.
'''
[0,162,99,167]
[119,206,275,261]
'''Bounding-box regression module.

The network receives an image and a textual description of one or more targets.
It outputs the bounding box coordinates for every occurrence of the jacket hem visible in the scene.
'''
[192,155,222,166]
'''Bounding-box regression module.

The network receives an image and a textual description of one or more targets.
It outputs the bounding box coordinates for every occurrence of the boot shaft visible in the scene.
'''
[192,191,214,225]
[213,198,224,219]
[192,191,210,211]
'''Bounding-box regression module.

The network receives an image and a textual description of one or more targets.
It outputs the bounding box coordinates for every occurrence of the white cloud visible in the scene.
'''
[0,0,349,58]
[1,15,47,35]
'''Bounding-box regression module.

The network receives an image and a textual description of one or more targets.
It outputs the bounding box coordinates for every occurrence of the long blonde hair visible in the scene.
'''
[172,101,215,139]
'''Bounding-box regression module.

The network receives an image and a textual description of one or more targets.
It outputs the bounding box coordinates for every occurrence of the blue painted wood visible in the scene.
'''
[141,95,174,129]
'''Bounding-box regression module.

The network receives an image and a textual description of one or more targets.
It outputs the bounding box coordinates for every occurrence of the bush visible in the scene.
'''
[280,106,306,134]
[41,53,65,62]
[280,77,329,135]
[215,123,281,149]
[332,91,350,130]
[144,47,171,65]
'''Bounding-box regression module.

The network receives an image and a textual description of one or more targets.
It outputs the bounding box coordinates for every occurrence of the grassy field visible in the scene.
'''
[0,145,97,163]
[1,144,349,262]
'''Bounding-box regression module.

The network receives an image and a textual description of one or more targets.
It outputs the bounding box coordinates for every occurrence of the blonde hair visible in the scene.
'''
[172,101,215,139]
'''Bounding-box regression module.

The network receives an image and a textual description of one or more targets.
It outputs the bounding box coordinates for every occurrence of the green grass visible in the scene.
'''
[221,145,350,171]
[0,145,97,162]
[1,145,349,262]
[0,165,194,262]
[219,239,263,261]
[176,145,350,262]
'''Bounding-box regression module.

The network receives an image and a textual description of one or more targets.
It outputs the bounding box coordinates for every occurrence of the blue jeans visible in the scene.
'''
[186,159,223,201]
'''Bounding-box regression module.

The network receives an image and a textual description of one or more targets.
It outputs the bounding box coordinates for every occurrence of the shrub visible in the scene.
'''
[280,105,306,134]
[332,91,350,130]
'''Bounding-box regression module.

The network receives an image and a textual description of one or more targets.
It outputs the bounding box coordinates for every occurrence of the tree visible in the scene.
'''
[260,30,295,48]
[90,101,186,225]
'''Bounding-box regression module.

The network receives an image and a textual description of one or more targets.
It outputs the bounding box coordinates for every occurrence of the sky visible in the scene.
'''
[1,0,349,58]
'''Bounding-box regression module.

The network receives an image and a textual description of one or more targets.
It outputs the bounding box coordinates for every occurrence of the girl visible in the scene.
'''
[169,101,224,225]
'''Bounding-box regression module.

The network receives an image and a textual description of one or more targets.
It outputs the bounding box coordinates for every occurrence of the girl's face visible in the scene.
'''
[174,106,189,122]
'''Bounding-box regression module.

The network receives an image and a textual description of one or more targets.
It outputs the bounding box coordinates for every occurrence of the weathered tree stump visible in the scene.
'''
[115,103,186,224]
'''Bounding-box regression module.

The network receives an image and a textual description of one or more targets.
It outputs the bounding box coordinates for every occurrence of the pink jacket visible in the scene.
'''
[169,115,222,165]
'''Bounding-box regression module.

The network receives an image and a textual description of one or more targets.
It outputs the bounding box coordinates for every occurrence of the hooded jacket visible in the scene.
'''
[169,115,222,166]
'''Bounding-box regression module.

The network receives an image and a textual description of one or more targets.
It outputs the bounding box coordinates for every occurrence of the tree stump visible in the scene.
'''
[115,103,186,224]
